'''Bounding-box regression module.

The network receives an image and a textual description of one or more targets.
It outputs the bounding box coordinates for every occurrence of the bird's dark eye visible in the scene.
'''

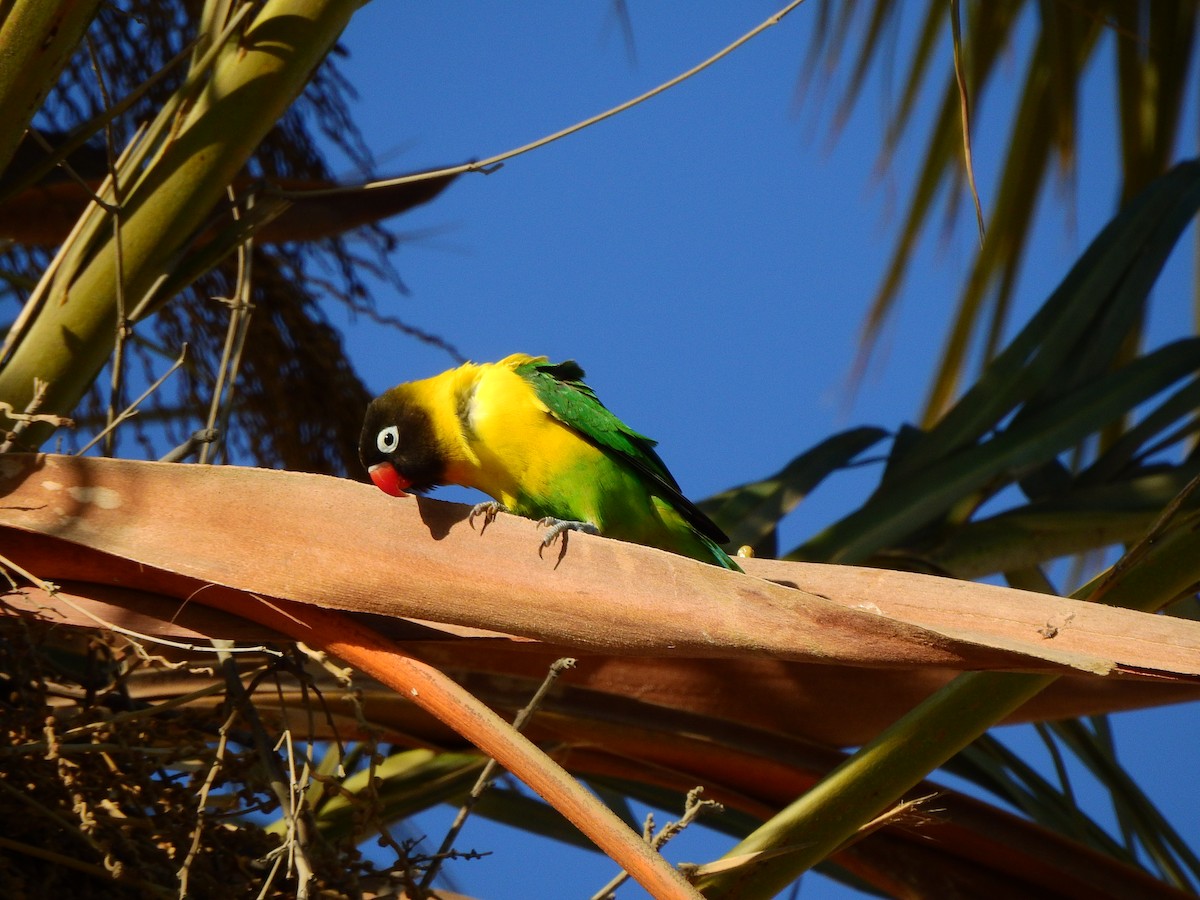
[377,425,400,454]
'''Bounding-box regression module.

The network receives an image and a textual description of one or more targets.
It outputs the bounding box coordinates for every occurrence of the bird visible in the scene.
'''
[359,353,740,570]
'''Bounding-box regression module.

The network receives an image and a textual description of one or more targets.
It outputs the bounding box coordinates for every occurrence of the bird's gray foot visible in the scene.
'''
[537,517,600,549]
[469,501,506,529]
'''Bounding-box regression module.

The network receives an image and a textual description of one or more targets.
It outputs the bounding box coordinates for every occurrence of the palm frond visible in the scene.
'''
[811,1,1200,421]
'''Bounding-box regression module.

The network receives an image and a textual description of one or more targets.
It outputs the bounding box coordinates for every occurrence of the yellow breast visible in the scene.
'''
[399,356,603,514]
[462,360,606,510]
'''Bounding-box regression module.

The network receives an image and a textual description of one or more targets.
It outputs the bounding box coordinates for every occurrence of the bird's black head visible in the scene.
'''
[359,389,445,496]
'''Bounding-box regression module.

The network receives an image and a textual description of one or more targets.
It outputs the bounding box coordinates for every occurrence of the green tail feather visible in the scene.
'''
[703,535,743,572]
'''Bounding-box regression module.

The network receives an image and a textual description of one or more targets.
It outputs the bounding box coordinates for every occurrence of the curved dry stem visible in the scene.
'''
[282,0,809,201]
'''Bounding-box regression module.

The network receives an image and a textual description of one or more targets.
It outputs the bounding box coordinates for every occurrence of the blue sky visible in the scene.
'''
[317,4,1199,897]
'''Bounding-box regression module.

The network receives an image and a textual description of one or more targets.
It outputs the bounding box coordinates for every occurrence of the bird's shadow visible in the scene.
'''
[412,495,472,541]
[410,494,577,569]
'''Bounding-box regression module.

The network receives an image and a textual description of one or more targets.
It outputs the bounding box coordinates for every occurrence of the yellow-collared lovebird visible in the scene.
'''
[358,353,740,570]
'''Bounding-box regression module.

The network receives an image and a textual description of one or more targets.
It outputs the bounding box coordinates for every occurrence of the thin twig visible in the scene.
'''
[12,592,275,659]
[199,189,255,464]
[0,122,146,370]
[419,657,576,891]
[280,0,808,201]
[0,399,70,427]
[178,704,239,898]
[647,788,725,852]
[214,242,253,463]
[23,129,117,210]
[74,343,188,455]
[0,379,72,453]
[342,293,466,364]
[253,853,286,900]
[86,34,132,459]
[159,427,220,462]
[1,550,280,658]
[278,726,313,896]
[214,639,315,899]
[591,787,723,900]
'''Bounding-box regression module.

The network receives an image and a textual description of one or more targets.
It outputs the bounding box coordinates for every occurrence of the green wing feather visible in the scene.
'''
[516,358,731,546]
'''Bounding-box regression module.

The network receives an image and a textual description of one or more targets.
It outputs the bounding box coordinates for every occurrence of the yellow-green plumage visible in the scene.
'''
[359,353,739,570]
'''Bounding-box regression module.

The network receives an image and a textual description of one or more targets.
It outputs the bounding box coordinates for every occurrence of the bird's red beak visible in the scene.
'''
[368,462,411,497]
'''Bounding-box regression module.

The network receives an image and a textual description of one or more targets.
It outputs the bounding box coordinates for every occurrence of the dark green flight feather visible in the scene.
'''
[515,358,730,545]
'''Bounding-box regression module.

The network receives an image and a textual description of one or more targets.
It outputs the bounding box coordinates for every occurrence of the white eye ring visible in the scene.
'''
[377,425,400,454]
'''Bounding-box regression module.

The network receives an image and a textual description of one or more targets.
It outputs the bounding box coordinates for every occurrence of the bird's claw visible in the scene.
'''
[470,501,505,530]
[537,517,600,549]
